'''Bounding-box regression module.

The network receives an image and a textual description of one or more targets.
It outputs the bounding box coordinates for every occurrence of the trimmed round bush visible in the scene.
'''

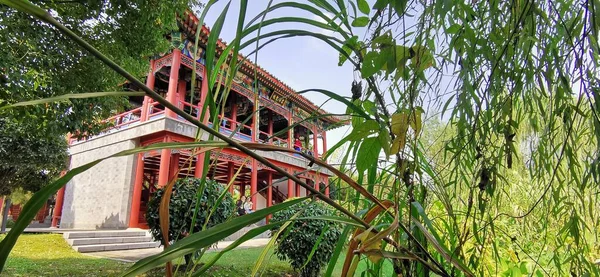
[271,200,341,277]
[145,178,234,244]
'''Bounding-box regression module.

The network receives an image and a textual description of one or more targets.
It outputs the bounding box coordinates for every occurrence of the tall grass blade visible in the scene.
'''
[324,225,352,277]
[0,91,144,110]
[121,197,308,276]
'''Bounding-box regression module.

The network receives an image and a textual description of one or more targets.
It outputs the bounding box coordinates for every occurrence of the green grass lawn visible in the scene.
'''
[1,234,394,276]
[1,234,129,276]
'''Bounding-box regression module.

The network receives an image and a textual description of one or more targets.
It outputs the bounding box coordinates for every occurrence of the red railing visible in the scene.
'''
[70,99,297,147]
[147,100,165,117]
[177,100,198,118]
[258,130,288,147]
[216,115,253,140]
[68,107,143,144]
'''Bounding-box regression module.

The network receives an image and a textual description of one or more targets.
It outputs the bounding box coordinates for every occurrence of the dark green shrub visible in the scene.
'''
[271,200,341,277]
[146,178,234,244]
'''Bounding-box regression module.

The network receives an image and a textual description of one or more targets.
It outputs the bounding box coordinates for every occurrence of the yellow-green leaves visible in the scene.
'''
[410,45,435,72]
[361,43,433,79]
[391,112,409,135]
[409,108,423,135]
[390,133,406,155]
[389,108,423,154]
[353,227,382,263]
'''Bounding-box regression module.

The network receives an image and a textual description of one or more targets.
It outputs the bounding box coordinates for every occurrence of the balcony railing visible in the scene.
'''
[258,130,288,148]
[69,98,297,149]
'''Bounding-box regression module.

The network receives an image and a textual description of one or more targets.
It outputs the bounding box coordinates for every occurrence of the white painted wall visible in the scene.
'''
[61,139,137,229]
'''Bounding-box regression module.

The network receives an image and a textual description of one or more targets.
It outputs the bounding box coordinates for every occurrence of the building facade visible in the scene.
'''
[50,11,345,229]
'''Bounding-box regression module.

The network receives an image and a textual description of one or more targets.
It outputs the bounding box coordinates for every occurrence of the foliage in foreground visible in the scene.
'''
[146,178,234,245]
[271,200,342,277]
[1,0,600,276]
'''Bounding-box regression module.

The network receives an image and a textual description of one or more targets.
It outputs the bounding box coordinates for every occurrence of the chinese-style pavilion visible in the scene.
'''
[51,11,346,229]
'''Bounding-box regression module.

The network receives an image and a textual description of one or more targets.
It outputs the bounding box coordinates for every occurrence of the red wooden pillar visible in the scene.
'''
[324,178,330,197]
[194,69,210,178]
[287,169,294,199]
[169,153,181,181]
[266,171,273,223]
[227,162,235,194]
[177,80,186,108]
[250,160,258,210]
[51,170,67,227]
[296,182,301,197]
[287,112,293,149]
[315,176,320,192]
[140,60,155,122]
[312,127,318,157]
[250,92,258,210]
[240,183,246,196]
[51,186,65,227]
[165,51,181,118]
[157,138,172,188]
[128,153,145,228]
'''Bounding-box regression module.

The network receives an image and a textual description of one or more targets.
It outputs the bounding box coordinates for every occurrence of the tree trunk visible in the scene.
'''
[1,198,11,233]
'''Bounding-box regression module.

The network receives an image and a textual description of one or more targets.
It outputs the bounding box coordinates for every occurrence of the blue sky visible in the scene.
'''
[201,1,360,154]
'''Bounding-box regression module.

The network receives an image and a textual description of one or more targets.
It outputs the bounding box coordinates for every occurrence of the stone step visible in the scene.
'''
[68,236,153,246]
[73,241,160,253]
[64,230,148,239]
[223,226,270,241]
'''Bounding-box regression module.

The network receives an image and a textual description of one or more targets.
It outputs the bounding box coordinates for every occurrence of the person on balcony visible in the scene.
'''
[294,135,302,152]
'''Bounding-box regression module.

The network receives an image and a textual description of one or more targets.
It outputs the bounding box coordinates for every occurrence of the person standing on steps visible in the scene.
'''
[236,195,247,216]
[244,198,254,214]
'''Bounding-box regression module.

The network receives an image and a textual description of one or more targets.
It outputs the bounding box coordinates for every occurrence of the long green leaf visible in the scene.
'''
[243,17,336,37]
[122,197,308,276]
[297,88,370,119]
[196,214,362,275]
[250,207,301,276]
[411,218,475,277]
[324,225,352,277]
[205,1,231,87]
[0,91,144,110]
[241,30,344,49]
[244,2,350,40]
[194,222,281,276]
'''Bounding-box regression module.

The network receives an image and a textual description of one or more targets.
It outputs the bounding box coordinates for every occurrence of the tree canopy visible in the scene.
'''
[0,118,66,196]
[0,0,200,195]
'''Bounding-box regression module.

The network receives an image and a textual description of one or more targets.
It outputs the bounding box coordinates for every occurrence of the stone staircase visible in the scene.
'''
[224,225,270,241]
[64,229,159,253]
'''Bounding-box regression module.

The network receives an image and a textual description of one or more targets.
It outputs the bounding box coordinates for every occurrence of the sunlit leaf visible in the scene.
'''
[357,0,370,15]
[352,16,369,27]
